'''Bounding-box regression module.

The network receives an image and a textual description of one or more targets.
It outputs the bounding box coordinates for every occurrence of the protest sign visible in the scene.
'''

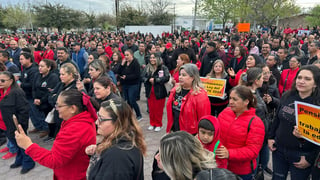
[238,23,250,32]
[295,101,320,146]
[200,77,226,98]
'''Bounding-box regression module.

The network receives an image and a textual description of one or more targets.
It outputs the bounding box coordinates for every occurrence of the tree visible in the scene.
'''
[0,6,6,29]
[148,0,174,25]
[2,6,29,31]
[199,0,237,28]
[117,5,148,27]
[33,3,85,32]
[84,13,98,29]
[244,0,300,27]
[305,5,320,27]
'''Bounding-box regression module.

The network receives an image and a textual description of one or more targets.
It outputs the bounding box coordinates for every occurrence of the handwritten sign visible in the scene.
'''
[200,77,226,98]
[295,101,320,146]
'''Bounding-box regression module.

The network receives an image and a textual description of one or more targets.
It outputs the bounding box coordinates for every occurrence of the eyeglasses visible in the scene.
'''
[0,79,10,83]
[97,112,113,122]
[263,71,271,75]
[55,104,69,109]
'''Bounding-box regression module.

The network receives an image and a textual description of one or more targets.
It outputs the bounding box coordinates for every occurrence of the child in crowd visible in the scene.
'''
[197,115,228,169]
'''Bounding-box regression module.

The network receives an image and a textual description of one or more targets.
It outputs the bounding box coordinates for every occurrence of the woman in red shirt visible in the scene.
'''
[278,56,300,96]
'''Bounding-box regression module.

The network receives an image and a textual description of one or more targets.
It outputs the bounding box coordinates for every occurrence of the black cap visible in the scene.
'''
[74,42,81,46]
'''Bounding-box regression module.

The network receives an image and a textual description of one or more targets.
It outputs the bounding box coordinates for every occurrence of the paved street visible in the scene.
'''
[0,91,277,180]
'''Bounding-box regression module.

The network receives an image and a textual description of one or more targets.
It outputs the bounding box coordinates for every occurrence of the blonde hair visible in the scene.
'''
[145,53,162,75]
[60,63,79,79]
[96,99,146,155]
[176,63,204,94]
[207,59,228,78]
[160,131,216,180]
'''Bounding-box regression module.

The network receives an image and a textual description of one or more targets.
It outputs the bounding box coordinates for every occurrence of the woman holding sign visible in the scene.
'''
[206,60,231,116]
[0,71,35,174]
[166,63,211,134]
[268,65,320,180]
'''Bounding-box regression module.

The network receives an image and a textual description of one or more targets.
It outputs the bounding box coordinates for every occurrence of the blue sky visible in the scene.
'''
[2,0,320,16]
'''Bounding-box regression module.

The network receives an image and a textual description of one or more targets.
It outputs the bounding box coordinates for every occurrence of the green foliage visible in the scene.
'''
[2,6,29,31]
[96,13,116,28]
[33,3,86,32]
[117,5,148,27]
[148,0,174,25]
[199,0,237,28]
[200,0,300,27]
[305,5,320,27]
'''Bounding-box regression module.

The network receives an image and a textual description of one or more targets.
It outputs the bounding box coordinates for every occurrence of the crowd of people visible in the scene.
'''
[0,25,319,179]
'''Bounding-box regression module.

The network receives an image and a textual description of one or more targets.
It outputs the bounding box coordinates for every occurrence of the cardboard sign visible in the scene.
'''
[200,77,226,98]
[295,101,320,146]
[238,23,250,32]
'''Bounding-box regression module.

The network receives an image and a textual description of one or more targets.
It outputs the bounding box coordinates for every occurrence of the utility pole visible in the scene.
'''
[173,3,176,32]
[192,0,198,31]
[115,0,119,32]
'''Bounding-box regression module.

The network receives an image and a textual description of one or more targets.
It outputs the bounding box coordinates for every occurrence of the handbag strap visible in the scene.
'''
[282,70,290,94]
[247,117,255,174]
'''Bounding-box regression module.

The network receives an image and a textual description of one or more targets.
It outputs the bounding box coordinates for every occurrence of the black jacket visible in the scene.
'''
[269,91,318,164]
[119,59,141,85]
[32,72,59,113]
[0,88,29,139]
[269,65,281,85]
[161,49,175,71]
[48,80,77,123]
[228,56,246,74]
[170,47,197,65]
[20,63,39,99]
[143,65,170,99]
[88,139,144,180]
[199,51,220,77]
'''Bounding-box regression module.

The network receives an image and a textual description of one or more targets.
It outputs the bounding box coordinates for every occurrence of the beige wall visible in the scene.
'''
[278,14,310,29]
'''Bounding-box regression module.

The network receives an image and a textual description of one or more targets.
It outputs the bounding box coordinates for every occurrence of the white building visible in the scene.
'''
[175,16,209,31]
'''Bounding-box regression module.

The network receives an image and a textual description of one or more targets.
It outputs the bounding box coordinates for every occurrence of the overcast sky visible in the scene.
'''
[3,0,320,16]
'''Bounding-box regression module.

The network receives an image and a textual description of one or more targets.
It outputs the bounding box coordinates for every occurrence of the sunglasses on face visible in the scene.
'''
[0,79,10,83]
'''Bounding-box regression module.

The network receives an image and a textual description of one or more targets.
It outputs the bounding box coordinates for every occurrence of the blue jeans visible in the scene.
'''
[6,132,35,169]
[259,143,270,169]
[272,145,313,180]
[122,84,142,118]
[238,173,254,180]
[7,139,18,153]
[28,98,48,131]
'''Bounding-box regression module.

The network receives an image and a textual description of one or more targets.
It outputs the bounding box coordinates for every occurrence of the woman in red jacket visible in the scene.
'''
[278,56,300,96]
[217,85,265,180]
[42,43,55,61]
[166,63,211,135]
[15,89,97,180]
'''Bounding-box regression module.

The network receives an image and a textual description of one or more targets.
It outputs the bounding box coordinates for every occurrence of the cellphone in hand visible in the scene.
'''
[12,115,20,133]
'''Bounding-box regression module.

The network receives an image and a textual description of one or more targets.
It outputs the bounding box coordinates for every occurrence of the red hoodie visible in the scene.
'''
[197,115,228,169]
[25,111,96,180]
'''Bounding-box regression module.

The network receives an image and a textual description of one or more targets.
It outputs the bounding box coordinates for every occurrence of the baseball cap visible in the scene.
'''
[166,43,173,49]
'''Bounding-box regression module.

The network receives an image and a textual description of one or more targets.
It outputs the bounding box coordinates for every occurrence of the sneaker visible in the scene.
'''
[154,127,162,132]
[2,152,17,160]
[0,147,9,153]
[43,136,54,143]
[28,129,40,133]
[137,116,143,122]
[39,131,49,138]
[147,126,154,130]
